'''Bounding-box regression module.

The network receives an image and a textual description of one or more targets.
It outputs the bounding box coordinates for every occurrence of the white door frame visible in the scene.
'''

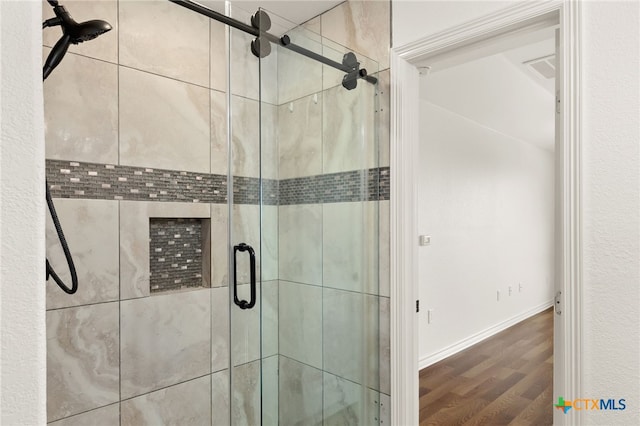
[389,2,583,425]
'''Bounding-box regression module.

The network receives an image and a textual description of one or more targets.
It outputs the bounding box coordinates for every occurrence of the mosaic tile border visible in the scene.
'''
[46,160,390,205]
[278,167,389,205]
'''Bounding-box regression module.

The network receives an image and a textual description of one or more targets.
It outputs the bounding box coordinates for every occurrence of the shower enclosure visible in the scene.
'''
[44,1,383,424]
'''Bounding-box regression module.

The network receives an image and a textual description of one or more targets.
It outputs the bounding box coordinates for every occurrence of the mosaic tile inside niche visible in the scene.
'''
[149,218,211,293]
[45,160,389,205]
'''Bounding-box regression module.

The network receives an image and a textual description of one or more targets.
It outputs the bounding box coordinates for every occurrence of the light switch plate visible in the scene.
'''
[419,235,431,246]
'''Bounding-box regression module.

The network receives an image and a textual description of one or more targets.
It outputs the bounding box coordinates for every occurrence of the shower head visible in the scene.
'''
[43,0,112,80]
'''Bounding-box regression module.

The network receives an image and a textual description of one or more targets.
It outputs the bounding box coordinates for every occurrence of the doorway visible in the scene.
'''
[415,26,558,424]
[389,3,583,424]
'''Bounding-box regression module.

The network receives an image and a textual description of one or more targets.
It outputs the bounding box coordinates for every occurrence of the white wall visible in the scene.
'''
[417,100,554,366]
[0,1,47,424]
[581,2,640,424]
[395,1,640,422]
[392,0,511,49]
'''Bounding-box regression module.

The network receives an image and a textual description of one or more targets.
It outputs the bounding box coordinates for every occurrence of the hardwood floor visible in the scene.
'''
[419,308,553,426]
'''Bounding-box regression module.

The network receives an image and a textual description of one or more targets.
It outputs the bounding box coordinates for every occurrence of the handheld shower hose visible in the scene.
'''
[43,0,112,294]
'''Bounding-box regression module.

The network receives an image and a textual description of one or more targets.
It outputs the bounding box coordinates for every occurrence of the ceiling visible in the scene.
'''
[420,36,556,151]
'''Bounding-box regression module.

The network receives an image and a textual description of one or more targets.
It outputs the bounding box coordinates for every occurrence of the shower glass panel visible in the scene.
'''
[229,5,380,425]
[227,4,277,425]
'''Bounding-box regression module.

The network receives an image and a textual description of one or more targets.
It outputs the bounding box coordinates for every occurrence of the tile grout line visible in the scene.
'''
[47,402,120,425]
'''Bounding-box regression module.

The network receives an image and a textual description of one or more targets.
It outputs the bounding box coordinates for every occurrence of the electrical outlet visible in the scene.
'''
[519,283,523,292]
[497,290,500,301]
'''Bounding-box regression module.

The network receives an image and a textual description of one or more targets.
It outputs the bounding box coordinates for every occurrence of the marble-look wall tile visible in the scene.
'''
[231,360,261,426]
[210,19,227,92]
[365,387,383,426]
[119,67,210,173]
[379,200,390,297]
[231,96,278,180]
[380,392,391,425]
[212,369,230,426]
[262,280,279,358]
[278,93,322,179]
[47,303,119,421]
[231,283,259,366]
[211,89,228,176]
[377,69,391,168]
[42,0,118,64]
[303,16,321,37]
[323,289,380,388]
[231,280,278,366]
[210,204,229,288]
[322,287,362,385]
[258,29,279,106]
[44,50,118,164]
[278,204,322,286]
[46,199,119,309]
[119,0,209,87]
[120,289,211,399]
[262,103,279,181]
[232,204,277,284]
[323,202,378,294]
[228,6,278,104]
[48,403,119,426]
[279,356,323,426]
[262,206,279,282]
[323,82,377,174]
[231,96,259,179]
[120,201,210,299]
[276,27,323,104]
[379,296,391,396]
[323,373,362,425]
[321,0,390,70]
[279,281,322,369]
[262,355,279,426]
[211,286,230,373]
[232,203,258,285]
[121,376,211,426]
[230,27,259,101]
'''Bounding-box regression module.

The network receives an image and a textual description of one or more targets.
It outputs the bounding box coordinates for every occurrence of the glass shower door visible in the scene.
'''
[228,5,381,424]
[271,18,382,425]
[226,3,278,424]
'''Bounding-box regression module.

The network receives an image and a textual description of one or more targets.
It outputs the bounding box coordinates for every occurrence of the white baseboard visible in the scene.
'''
[418,300,553,371]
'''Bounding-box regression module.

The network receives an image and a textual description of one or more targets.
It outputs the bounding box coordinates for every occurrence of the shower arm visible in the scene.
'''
[168,0,378,89]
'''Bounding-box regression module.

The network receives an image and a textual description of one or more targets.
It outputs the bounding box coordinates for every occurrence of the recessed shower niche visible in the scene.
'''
[149,218,211,293]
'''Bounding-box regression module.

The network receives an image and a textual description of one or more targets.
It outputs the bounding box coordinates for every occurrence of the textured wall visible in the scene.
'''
[0,1,47,423]
[581,2,640,424]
